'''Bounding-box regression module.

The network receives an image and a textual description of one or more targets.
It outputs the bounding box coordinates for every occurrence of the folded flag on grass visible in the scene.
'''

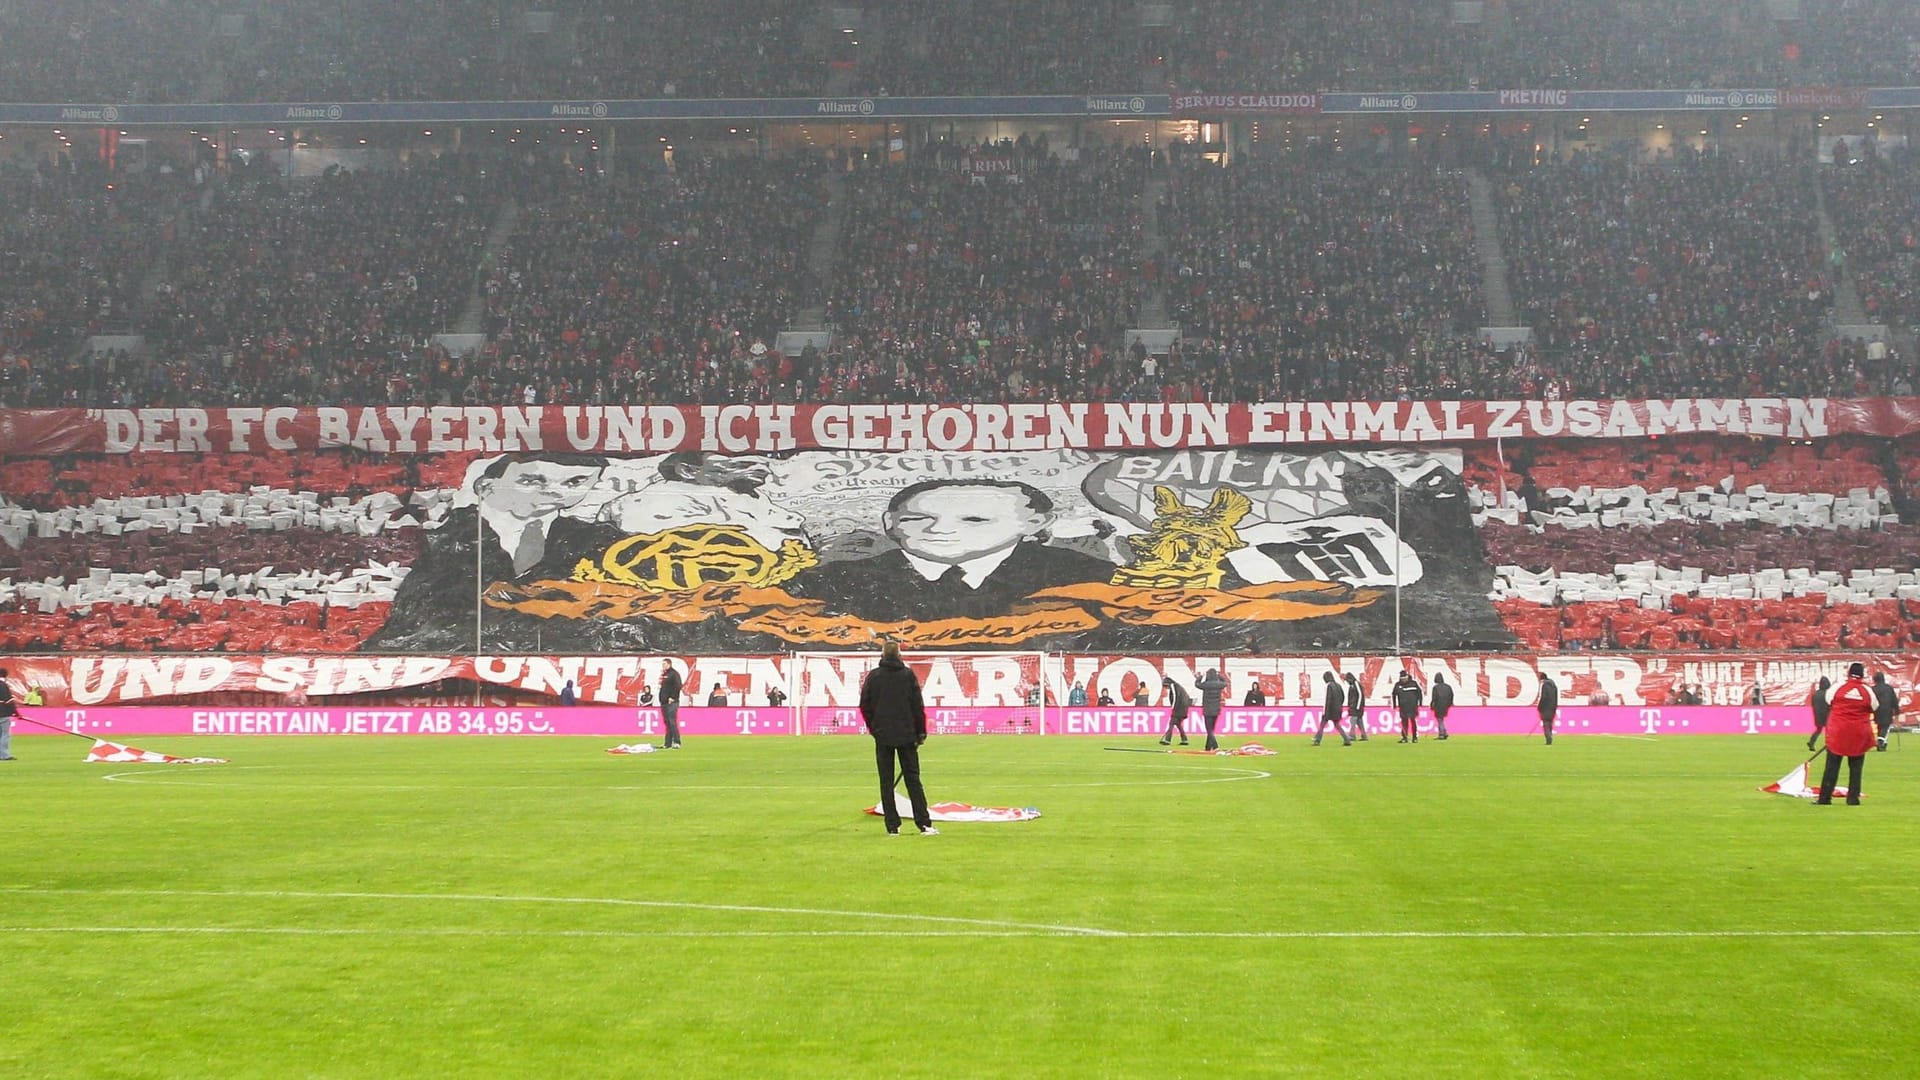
[605,743,659,755]
[865,794,1041,822]
[1761,758,1855,800]
[86,740,228,765]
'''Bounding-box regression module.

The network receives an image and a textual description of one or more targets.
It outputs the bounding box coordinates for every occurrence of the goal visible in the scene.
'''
[790,651,1050,736]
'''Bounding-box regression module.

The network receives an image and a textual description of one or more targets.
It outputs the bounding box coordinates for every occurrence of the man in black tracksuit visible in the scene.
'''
[1871,672,1898,751]
[1159,676,1192,746]
[1538,675,1559,745]
[1393,671,1423,743]
[1430,672,1454,741]
[860,641,934,835]
[1345,672,1368,741]
[658,663,684,749]
[1196,669,1228,751]
[1315,671,1351,746]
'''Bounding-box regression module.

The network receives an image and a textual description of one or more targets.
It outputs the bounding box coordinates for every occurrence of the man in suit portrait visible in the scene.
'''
[604,451,810,552]
[365,452,619,651]
[793,479,1112,622]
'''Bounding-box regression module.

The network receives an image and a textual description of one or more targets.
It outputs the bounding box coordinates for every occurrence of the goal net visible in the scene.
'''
[790,651,1049,736]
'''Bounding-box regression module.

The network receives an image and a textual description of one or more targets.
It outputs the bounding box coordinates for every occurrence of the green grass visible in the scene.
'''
[2,733,1916,1078]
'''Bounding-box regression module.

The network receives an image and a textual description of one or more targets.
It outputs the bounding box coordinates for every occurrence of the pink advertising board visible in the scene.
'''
[30,705,793,739]
[1055,705,1817,738]
[24,704,1818,738]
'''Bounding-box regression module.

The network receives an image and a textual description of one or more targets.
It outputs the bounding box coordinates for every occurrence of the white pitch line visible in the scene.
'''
[100,762,1272,791]
[0,926,1059,939]
[4,887,1125,938]
[5,924,1920,942]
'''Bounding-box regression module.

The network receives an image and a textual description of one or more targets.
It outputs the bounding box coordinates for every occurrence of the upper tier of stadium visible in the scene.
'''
[1,1,1915,105]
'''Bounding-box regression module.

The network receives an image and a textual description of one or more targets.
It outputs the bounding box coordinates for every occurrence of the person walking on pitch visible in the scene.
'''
[1315,671,1351,746]
[658,663,685,748]
[861,640,935,834]
[1159,676,1192,746]
[1818,662,1876,805]
[1807,675,1832,752]
[1196,668,1228,751]
[1430,672,1454,740]
[1392,670,1422,742]
[0,667,15,761]
[1537,675,1559,745]
[1345,672,1368,741]
[1871,672,1897,752]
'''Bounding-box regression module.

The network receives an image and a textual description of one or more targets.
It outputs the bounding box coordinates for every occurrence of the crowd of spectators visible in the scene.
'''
[126,155,504,407]
[539,1,822,101]
[10,0,1920,104]
[0,159,187,401]
[0,0,203,103]
[854,0,1152,97]
[1489,147,1871,398]
[1781,0,1920,87]
[1162,0,1490,95]
[1822,142,1920,334]
[819,140,1145,402]
[476,152,826,406]
[1159,155,1485,402]
[6,139,1920,409]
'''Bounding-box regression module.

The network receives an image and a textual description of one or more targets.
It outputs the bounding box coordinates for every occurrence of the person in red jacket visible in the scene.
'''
[1818,663,1876,805]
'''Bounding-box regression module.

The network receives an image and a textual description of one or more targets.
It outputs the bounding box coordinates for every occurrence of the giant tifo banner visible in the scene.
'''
[3,400,1918,658]
[3,399,1918,456]
[2,653,1912,712]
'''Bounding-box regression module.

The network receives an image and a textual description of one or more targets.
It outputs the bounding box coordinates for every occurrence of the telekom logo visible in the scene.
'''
[1740,708,1764,734]
[1639,708,1662,735]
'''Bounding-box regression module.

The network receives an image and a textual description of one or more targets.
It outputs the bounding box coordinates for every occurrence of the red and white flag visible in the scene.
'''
[1761,759,1853,800]
[86,739,228,765]
[865,795,1041,823]
[1173,742,1278,756]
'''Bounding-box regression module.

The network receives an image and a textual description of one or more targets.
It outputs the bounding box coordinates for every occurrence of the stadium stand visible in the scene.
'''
[823,144,1145,402]
[1491,148,1847,397]
[1821,145,1920,340]
[1162,156,1485,402]
[3,1,1920,102]
[481,153,827,406]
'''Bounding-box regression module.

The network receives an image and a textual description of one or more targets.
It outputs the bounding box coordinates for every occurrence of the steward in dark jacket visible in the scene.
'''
[1160,677,1192,746]
[1430,673,1455,741]
[1537,675,1559,745]
[1314,670,1351,746]
[861,645,933,834]
[1392,672,1423,742]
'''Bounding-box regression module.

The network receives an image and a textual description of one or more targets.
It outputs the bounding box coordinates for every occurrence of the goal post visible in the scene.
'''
[790,650,1051,735]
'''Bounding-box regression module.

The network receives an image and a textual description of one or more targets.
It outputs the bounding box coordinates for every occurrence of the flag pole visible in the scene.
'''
[1393,480,1402,656]
[474,501,484,656]
[10,710,100,741]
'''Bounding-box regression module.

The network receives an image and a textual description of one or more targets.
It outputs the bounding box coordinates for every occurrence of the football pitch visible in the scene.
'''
[3,733,1914,1078]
